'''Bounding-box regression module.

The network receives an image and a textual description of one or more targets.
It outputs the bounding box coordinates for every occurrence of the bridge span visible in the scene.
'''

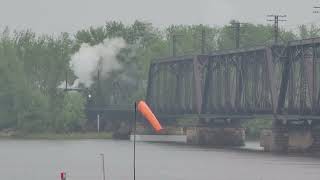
[145,37,320,152]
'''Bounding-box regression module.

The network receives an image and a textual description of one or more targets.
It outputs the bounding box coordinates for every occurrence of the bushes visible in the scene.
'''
[16,89,50,132]
[0,21,317,134]
[55,92,86,132]
[243,118,272,139]
[0,29,86,133]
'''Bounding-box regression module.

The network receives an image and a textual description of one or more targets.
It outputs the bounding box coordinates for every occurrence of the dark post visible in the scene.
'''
[201,25,206,54]
[133,102,137,180]
[100,153,106,180]
[65,71,68,90]
[275,16,279,43]
[235,23,240,48]
[230,22,242,48]
[172,34,177,57]
[97,68,102,106]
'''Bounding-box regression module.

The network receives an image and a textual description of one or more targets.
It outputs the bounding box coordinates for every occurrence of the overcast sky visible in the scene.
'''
[0,0,319,34]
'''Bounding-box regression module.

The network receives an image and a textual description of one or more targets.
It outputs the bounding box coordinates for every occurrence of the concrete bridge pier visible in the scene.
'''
[186,127,245,146]
[261,119,319,153]
[186,119,245,146]
[266,120,289,152]
[133,118,245,146]
[311,123,320,152]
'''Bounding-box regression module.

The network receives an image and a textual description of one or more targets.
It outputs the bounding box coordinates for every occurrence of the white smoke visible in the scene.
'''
[69,38,126,87]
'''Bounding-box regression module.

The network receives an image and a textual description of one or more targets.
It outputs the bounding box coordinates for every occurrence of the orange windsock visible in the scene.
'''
[137,101,163,132]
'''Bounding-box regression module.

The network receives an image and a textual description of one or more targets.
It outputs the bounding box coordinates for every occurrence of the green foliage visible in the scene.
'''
[0,28,78,133]
[166,24,220,54]
[55,92,86,132]
[243,119,272,139]
[0,21,319,133]
[298,24,320,39]
[17,89,49,132]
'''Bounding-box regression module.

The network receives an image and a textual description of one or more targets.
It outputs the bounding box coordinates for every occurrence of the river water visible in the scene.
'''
[1,139,320,180]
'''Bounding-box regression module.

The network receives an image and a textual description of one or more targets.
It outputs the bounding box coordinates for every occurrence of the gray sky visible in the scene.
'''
[0,0,319,34]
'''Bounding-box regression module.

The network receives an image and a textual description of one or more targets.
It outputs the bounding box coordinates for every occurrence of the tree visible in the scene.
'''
[55,92,86,132]
[0,21,318,133]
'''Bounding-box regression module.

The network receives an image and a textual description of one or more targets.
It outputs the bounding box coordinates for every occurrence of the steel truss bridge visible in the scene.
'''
[146,38,320,124]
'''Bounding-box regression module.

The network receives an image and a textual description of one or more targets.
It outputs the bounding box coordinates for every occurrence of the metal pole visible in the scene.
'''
[201,25,206,54]
[275,16,279,44]
[172,34,177,57]
[100,153,106,180]
[235,23,240,48]
[65,71,68,90]
[230,22,241,49]
[97,68,101,105]
[97,114,100,133]
[133,102,137,180]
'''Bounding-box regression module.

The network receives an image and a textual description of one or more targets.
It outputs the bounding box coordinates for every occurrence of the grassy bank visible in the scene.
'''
[0,132,113,140]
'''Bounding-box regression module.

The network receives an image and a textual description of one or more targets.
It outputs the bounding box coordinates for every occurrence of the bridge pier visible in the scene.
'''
[261,120,320,153]
[261,120,289,152]
[311,123,320,152]
[134,118,245,146]
[186,127,245,146]
[186,118,245,146]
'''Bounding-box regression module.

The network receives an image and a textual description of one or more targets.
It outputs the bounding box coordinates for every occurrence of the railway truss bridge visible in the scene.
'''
[145,37,320,152]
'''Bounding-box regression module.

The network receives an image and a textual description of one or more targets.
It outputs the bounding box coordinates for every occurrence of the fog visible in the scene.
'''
[0,0,319,34]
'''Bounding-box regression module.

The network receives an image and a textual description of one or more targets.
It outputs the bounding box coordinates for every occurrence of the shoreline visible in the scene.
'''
[0,132,113,140]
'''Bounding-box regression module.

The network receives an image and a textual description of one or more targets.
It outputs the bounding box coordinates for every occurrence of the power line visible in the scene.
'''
[267,15,287,44]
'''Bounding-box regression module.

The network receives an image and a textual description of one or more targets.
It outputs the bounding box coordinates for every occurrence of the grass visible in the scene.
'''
[0,132,113,140]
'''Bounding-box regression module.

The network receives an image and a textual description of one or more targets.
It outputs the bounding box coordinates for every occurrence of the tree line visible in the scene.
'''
[0,20,318,133]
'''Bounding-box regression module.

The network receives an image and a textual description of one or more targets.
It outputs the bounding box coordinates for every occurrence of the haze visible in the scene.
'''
[0,0,319,34]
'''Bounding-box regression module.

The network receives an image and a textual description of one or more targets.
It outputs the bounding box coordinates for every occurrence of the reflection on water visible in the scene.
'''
[0,139,319,180]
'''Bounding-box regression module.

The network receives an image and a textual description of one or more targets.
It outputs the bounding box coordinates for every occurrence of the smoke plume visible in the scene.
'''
[70,38,126,87]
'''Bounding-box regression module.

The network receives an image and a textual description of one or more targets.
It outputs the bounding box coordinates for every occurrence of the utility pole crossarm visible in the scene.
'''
[267,14,287,44]
[313,6,320,13]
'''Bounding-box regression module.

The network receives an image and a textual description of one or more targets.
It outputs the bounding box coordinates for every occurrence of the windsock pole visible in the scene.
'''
[132,100,162,180]
[133,102,137,180]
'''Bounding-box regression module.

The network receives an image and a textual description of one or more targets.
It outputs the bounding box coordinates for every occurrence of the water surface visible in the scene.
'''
[0,139,319,180]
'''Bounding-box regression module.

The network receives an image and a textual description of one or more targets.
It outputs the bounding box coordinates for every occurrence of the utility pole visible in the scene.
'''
[96,56,103,107]
[230,22,241,48]
[229,21,248,48]
[267,15,287,44]
[172,34,177,57]
[65,71,68,90]
[97,68,101,102]
[201,25,206,54]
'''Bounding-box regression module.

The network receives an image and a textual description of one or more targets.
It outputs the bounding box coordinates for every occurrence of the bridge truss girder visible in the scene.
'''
[146,38,320,120]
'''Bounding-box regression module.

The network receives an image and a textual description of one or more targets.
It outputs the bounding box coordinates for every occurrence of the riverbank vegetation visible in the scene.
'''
[0,131,112,140]
[0,21,318,134]
[244,119,272,140]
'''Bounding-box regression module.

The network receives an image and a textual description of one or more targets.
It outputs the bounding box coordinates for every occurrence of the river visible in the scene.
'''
[0,139,320,180]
